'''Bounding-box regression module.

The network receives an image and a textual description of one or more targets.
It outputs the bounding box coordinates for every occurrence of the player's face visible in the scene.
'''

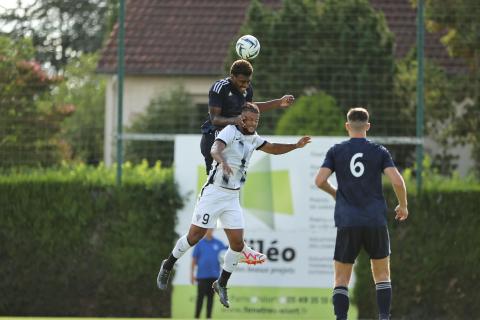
[242,111,259,134]
[231,74,252,93]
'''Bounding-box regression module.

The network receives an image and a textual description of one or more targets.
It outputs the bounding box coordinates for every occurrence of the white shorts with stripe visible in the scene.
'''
[191,184,244,229]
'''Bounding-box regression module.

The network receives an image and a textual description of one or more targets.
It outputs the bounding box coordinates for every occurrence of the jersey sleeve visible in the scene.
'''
[254,134,267,150]
[208,82,224,107]
[321,146,335,171]
[215,125,236,146]
[380,145,395,169]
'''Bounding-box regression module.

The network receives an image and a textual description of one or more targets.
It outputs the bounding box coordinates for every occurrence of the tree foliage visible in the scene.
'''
[392,49,462,173]
[414,0,480,176]
[315,0,395,136]
[50,54,105,165]
[0,36,70,168]
[420,0,480,73]
[235,0,395,135]
[0,0,116,71]
[275,92,345,136]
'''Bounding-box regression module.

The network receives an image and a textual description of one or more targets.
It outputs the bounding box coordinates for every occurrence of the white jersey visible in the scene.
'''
[208,125,267,189]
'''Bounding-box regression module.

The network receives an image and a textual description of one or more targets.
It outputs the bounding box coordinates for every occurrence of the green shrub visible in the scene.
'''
[275,92,345,136]
[0,162,182,316]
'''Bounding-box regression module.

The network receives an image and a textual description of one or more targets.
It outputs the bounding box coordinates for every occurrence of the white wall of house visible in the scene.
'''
[424,138,475,177]
[423,97,476,177]
[103,75,218,165]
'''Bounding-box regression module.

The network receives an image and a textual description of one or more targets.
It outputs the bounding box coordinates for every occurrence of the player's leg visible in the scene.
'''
[223,198,266,265]
[333,261,353,320]
[158,185,222,290]
[205,278,216,318]
[332,227,362,320]
[167,224,208,269]
[365,226,392,320]
[212,189,265,307]
[200,131,216,174]
[212,228,244,308]
[211,194,244,308]
[221,228,245,282]
[371,257,391,320]
[157,224,207,290]
[194,279,207,318]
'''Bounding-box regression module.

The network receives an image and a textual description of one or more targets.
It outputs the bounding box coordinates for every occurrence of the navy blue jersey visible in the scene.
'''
[201,77,253,133]
[321,138,395,227]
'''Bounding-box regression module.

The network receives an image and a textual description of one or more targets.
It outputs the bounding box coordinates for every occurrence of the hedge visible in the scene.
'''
[0,162,183,317]
[354,173,480,320]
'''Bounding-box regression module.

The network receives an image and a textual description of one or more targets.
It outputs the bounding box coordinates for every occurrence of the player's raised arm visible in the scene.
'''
[384,167,408,221]
[258,136,311,155]
[256,95,295,112]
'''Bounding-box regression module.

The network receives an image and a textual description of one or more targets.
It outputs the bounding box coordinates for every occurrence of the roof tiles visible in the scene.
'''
[97,0,464,75]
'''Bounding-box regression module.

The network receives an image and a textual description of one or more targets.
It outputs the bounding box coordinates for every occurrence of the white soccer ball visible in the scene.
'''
[235,35,260,60]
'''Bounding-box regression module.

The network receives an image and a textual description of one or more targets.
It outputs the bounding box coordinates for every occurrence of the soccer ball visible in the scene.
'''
[235,35,260,60]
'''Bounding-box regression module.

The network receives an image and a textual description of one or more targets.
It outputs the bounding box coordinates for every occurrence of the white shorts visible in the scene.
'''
[191,184,244,229]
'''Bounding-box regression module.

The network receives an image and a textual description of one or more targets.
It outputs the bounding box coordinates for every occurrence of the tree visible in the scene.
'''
[420,0,480,79]
[50,54,105,165]
[234,0,395,135]
[125,86,198,166]
[315,0,395,136]
[0,36,70,168]
[414,0,480,176]
[0,0,115,72]
[393,49,460,173]
[275,92,345,136]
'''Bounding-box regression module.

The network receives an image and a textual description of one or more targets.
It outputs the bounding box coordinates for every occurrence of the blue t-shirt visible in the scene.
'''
[201,77,253,133]
[192,237,227,279]
[321,138,395,227]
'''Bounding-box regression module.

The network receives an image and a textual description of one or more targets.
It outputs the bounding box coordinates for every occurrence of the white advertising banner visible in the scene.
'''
[173,134,354,288]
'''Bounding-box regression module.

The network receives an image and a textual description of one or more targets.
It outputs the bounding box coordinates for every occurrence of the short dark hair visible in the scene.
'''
[230,59,253,77]
[347,107,369,123]
[242,102,259,114]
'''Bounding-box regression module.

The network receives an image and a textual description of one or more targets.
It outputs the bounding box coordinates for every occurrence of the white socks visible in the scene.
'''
[171,234,192,259]
[223,247,243,273]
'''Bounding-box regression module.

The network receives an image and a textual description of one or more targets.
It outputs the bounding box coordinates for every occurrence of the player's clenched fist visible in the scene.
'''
[279,95,295,108]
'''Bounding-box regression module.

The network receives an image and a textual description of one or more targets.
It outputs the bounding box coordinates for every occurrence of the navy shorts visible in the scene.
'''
[334,226,391,263]
[200,131,216,175]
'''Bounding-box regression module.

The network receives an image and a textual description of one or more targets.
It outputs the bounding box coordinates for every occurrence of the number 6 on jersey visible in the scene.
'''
[350,153,364,177]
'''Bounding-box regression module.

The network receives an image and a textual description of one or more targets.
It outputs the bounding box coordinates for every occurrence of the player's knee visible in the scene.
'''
[187,228,207,245]
[334,274,351,287]
[371,261,390,282]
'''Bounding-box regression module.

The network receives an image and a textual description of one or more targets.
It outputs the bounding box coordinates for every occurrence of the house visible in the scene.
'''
[97,0,472,173]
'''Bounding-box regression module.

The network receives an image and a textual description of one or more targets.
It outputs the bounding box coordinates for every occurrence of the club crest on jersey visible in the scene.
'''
[228,91,233,96]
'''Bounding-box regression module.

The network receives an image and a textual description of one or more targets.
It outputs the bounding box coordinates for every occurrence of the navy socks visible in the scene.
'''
[376,281,392,320]
[333,286,349,320]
